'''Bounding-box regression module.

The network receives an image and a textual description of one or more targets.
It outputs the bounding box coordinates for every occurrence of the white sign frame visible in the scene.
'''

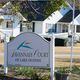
[4,32,55,80]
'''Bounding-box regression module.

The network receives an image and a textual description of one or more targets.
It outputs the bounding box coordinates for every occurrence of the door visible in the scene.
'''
[32,22,35,32]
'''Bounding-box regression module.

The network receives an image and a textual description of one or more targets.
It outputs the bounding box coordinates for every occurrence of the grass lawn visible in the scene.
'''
[0,55,4,64]
[55,44,80,67]
[0,43,4,53]
[55,47,80,54]
[56,58,80,67]
[0,43,4,65]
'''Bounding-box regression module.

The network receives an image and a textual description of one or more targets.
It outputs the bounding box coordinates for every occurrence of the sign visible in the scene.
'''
[7,32,50,67]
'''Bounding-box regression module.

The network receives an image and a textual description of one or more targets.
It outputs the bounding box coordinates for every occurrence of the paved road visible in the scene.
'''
[55,47,80,54]
[56,53,80,58]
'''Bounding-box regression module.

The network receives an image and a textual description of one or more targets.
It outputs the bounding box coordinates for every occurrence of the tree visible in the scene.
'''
[0,3,4,8]
[11,2,20,14]
[19,1,66,21]
[66,0,80,9]
[44,0,66,17]
[11,1,66,21]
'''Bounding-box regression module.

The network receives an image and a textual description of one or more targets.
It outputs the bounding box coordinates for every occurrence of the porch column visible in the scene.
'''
[56,23,58,33]
[42,22,46,35]
[56,23,60,33]
[74,25,76,34]
[68,24,71,35]
[57,23,63,33]
[61,24,63,33]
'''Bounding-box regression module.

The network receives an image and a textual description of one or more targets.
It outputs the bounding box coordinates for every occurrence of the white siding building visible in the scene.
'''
[32,7,70,35]
[0,2,27,41]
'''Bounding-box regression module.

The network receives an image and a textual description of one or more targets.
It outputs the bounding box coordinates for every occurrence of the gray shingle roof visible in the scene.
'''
[58,10,80,23]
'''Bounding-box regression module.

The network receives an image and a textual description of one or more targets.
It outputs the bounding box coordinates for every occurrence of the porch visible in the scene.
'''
[45,22,80,42]
[45,22,80,35]
[56,22,80,41]
[57,22,80,33]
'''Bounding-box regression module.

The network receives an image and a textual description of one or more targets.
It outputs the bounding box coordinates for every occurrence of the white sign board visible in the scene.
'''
[7,32,50,67]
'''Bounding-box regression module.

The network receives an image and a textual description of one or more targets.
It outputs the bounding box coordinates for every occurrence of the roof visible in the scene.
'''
[27,13,45,21]
[16,12,27,21]
[20,1,47,21]
[44,7,70,24]
[0,2,27,21]
[58,10,80,23]
[71,14,80,25]
[0,2,13,14]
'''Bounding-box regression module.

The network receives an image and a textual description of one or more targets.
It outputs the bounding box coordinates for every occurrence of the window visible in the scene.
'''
[46,23,56,33]
[6,21,12,28]
[62,24,68,32]
[77,25,80,32]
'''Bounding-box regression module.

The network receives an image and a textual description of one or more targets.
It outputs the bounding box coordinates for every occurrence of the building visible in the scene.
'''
[0,2,27,41]
[31,7,70,35]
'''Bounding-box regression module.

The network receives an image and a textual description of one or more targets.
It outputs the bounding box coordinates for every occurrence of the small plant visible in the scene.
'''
[31,72,50,80]
[56,67,70,74]
[9,36,15,41]
[31,73,40,80]
[64,38,68,46]
[55,67,70,80]
[71,66,80,75]
[14,67,35,78]
[9,67,50,79]
[41,74,50,80]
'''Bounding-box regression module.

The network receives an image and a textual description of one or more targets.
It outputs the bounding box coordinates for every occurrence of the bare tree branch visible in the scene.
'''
[28,1,43,16]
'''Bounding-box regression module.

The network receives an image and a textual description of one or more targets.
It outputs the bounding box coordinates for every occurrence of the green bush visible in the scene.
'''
[31,73,40,80]
[56,66,80,75]
[55,38,68,46]
[10,36,15,41]
[10,67,50,79]
[14,67,35,77]
[56,67,70,74]
[31,73,50,80]
[71,66,80,74]
[41,74,50,80]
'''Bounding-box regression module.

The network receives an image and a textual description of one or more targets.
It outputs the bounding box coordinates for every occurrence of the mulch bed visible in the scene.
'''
[0,76,31,80]
[0,65,31,80]
[0,73,31,80]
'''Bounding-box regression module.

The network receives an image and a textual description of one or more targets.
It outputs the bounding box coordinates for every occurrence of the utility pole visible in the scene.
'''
[66,0,75,71]
[70,0,75,71]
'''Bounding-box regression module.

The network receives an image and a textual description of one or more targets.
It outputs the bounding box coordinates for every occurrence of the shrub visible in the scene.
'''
[71,66,80,74]
[55,38,65,46]
[9,36,15,41]
[56,67,70,74]
[10,67,50,79]
[41,74,50,80]
[31,73,50,80]
[14,67,35,77]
